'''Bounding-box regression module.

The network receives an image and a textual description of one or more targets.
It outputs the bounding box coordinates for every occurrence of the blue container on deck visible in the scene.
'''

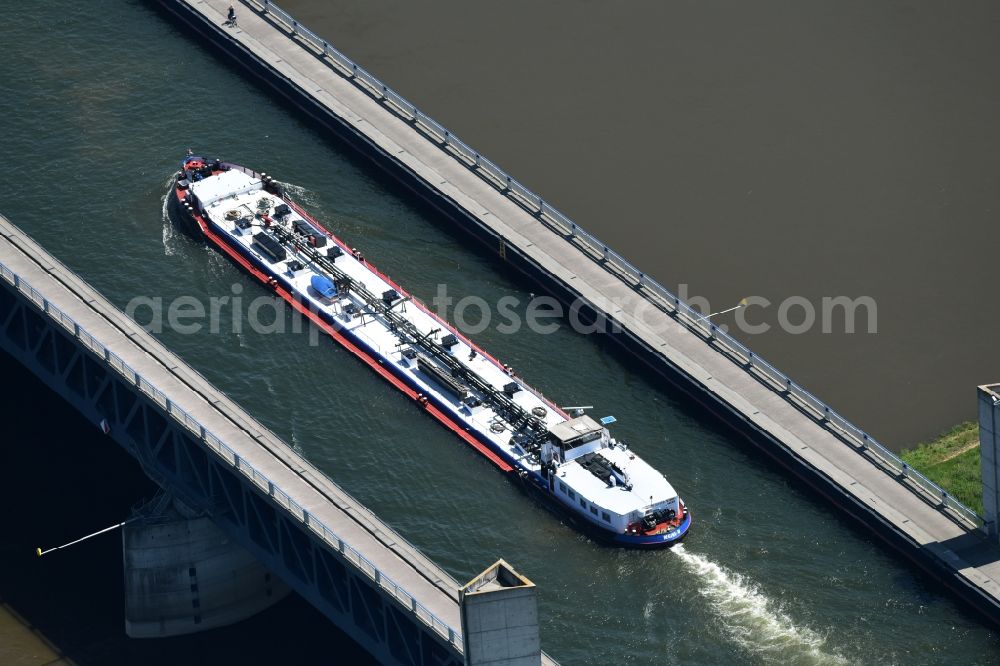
[311,275,337,299]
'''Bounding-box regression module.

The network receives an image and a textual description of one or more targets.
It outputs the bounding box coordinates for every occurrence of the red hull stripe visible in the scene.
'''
[286,199,569,420]
[182,192,514,473]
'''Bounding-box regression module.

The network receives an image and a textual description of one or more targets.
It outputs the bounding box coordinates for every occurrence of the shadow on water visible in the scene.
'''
[0,350,375,665]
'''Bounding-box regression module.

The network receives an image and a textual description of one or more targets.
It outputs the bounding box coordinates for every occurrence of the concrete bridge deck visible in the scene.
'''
[158,0,1000,625]
[0,213,563,664]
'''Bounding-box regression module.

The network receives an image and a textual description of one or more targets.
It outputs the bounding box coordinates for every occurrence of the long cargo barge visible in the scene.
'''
[170,155,691,547]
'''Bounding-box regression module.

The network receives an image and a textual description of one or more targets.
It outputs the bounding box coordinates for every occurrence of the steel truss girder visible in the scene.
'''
[0,281,460,666]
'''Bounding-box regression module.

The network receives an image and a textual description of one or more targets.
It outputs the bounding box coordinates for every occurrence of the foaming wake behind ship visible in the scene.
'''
[169,154,691,547]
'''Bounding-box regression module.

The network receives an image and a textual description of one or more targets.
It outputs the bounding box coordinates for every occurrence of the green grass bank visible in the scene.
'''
[901,422,982,515]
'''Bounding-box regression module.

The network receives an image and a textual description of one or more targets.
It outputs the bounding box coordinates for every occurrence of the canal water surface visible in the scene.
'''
[0,1,997,664]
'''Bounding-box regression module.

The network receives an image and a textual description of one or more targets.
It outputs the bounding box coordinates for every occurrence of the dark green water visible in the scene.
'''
[0,1,997,664]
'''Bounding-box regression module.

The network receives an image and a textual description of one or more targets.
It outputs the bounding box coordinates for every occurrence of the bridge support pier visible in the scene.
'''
[123,493,290,637]
[979,384,1000,543]
[459,560,540,666]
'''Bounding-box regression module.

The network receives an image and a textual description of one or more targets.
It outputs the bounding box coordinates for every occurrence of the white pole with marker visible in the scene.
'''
[36,518,138,557]
[697,298,748,322]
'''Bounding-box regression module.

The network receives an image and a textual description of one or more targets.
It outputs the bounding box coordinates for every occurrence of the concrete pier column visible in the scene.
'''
[122,497,289,638]
[459,559,540,666]
[979,384,1000,543]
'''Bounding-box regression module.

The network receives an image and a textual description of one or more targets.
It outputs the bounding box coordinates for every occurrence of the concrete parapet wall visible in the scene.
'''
[979,385,1000,542]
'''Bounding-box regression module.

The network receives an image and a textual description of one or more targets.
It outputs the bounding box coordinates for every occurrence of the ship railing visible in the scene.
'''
[222,162,261,180]
[241,0,984,533]
[0,259,465,653]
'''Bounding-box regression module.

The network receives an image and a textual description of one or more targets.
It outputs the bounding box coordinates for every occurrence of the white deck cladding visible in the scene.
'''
[190,169,262,206]
[559,446,677,519]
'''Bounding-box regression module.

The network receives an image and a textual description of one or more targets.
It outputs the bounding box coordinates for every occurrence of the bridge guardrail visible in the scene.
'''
[0,260,464,652]
[245,0,982,531]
